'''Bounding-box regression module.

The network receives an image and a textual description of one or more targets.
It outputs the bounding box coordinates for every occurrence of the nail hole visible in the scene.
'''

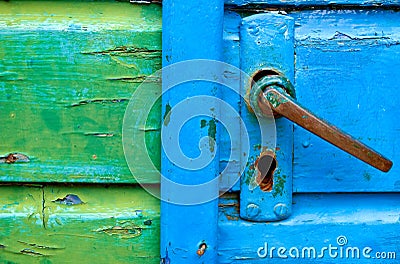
[255,152,277,192]
[197,242,207,256]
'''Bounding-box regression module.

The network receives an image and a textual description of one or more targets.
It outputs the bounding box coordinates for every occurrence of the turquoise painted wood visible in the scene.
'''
[292,10,400,192]
[1,1,399,263]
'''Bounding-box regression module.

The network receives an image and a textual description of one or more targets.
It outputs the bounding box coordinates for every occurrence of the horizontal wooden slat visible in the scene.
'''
[0,185,160,263]
[225,0,400,7]
[0,1,162,183]
[218,193,400,263]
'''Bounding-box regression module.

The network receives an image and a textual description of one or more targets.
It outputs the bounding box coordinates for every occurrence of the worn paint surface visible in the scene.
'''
[239,13,294,221]
[161,0,223,263]
[0,1,162,183]
[216,6,399,263]
[225,0,400,7]
[218,192,400,263]
[221,9,399,193]
[2,2,400,263]
[0,185,160,263]
[292,10,399,192]
[0,2,161,263]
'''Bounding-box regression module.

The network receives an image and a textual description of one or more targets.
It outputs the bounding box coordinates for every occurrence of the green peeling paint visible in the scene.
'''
[0,1,162,184]
[253,144,262,150]
[199,119,217,152]
[0,2,161,263]
[163,103,172,126]
[272,171,287,198]
[208,119,217,153]
[200,119,208,128]
[0,185,160,263]
[266,92,288,108]
[364,172,372,181]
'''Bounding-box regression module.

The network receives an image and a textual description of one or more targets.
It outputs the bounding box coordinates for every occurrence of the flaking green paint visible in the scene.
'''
[272,171,287,198]
[364,172,372,181]
[208,119,217,153]
[199,119,217,152]
[163,103,172,126]
[0,2,161,263]
[200,119,207,128]
[0,1,162,184]
[266,91,288,108]
[0,185,160,263]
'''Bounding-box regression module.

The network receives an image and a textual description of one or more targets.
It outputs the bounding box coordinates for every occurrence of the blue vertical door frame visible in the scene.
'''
[161,1,224,263]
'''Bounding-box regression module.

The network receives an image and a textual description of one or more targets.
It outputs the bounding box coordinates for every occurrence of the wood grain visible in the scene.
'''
[0,2,162,183]
[0,185,160,263]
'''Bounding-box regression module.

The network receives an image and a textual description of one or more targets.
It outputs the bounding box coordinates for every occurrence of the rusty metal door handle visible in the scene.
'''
[249,75,393,172]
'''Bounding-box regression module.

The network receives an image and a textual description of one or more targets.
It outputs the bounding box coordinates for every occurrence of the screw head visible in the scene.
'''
[273,203,289,219]
[246,203,260,218]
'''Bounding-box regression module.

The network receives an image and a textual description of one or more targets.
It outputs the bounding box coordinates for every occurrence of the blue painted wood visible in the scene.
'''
[216,8,400,264]
[160,0,224,263]
[225,0,400,7]
[219,11,242,192]
[221,9,399,193]
[218,193,400,263]
[292,10,400,192]
[239,13,295,221]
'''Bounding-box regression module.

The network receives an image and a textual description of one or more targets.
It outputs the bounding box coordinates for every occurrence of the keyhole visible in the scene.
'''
[256,152,277,192]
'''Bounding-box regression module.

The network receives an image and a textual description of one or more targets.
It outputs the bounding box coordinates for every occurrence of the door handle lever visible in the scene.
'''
[250,75,393,172]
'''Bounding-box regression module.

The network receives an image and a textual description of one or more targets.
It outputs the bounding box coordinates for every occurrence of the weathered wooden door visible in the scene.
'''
[2,1,399,263]
[0,1,161,263]
[161,0,400,263]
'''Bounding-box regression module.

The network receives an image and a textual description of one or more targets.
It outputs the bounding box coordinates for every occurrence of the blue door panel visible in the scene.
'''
[215,8,399,263]
[161,3,400,263]
[220,10,399,193]
[292,10,400,192]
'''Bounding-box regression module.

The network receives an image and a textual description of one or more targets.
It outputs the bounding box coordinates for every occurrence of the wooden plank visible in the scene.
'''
[160,0,224,263]
[218,193,400,263]
[0,185,45,263]
[219,11,243,192]
[0,185,160,263]
[221,9,400,192]
[292,10,400,192]
[0,1,162,183]
[225,0,400,7]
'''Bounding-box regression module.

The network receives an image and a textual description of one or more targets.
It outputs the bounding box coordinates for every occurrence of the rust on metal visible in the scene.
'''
[258,86,393,172]
[254,151,277,192]
[197,242,207,256]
